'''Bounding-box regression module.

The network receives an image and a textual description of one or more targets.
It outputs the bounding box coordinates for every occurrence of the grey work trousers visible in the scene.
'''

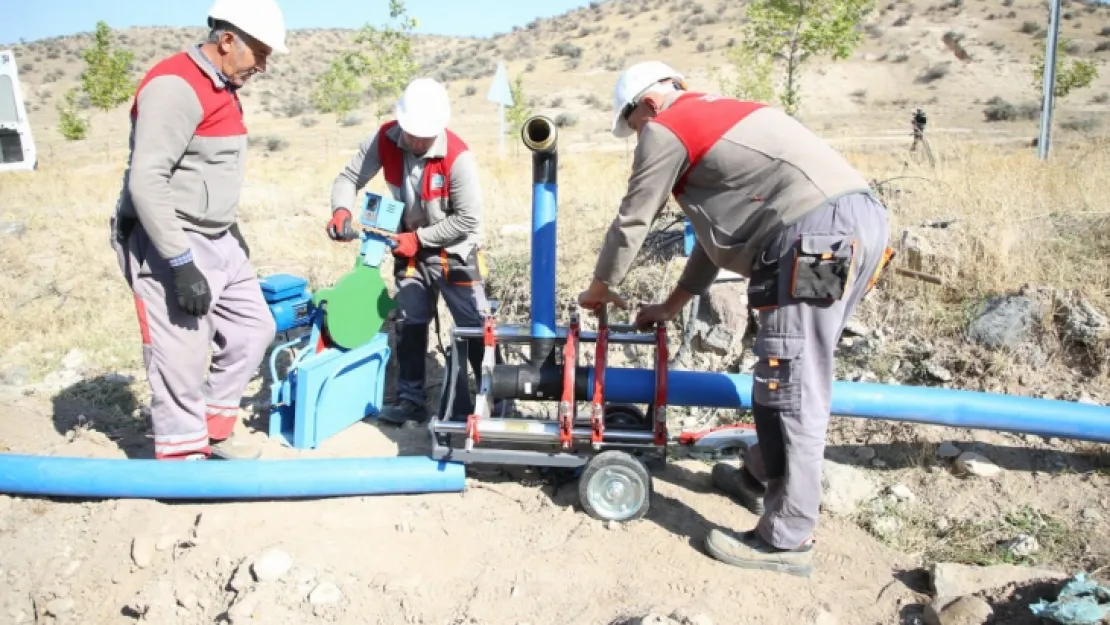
[393,253,490,406]
[113,222,276,459]
[741,191,890,549]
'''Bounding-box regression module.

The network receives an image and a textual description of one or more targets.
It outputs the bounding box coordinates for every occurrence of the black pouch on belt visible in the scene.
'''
[790,233,856,301]
[747,261,779,311]
[440,247,488,285]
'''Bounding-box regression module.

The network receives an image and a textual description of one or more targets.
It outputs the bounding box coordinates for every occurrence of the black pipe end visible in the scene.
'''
[532,151,557,186]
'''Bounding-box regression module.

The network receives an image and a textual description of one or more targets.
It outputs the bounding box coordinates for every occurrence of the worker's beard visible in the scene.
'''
[231,66,258,86]
[401,136,433,157]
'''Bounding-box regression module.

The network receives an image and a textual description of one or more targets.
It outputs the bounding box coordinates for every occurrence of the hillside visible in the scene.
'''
[7,0,1110,149]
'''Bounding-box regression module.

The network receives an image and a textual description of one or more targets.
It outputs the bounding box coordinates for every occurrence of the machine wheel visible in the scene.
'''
[603,403,649,430]
[578,450,652,523]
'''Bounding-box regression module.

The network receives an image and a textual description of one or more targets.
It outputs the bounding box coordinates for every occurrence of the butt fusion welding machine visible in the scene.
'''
[258,153,756,523]
[262,192,404,450]
[426,115,758,524]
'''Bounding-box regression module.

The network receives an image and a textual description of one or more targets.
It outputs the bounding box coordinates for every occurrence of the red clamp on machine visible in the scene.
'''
[432,300,758,524]
[427,114,759,524]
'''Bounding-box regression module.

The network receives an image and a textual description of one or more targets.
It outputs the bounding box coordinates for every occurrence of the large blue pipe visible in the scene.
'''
[522,116,558,345]
[0,455,466,500]
[530,182,556,340]
[590,367,1110,444]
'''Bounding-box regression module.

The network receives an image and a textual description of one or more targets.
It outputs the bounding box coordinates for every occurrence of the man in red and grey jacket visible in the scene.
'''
[578,61,893,576]
[109,0,288,460]
[327,77,509,426]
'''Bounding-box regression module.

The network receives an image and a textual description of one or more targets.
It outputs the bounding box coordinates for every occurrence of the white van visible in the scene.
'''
[0,49,38,172]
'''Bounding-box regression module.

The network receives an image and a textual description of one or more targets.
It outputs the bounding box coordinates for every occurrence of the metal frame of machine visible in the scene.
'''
[426,115,757,524]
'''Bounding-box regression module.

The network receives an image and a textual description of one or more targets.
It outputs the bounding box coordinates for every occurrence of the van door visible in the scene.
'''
[0,49,38,173]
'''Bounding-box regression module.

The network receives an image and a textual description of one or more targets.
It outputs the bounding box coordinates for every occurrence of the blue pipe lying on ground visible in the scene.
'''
[0,454,466,499]
[593,367,1110,444]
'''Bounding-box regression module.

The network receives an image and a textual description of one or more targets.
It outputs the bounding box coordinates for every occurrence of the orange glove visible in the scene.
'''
[326,209,357,241]
[392,232,420,258]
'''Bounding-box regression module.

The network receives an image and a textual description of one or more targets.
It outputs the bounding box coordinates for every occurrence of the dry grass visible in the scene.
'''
[857,497,1109,573]
[3,0,1110,394]
[860,137,1110,312]
[2,120,1108,390]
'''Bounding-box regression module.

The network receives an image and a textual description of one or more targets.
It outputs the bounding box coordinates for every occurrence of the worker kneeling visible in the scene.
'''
[327,77,510,426]
[109,0,289,460]
[579,61,892,576]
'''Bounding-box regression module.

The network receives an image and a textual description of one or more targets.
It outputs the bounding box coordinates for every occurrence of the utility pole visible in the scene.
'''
[1037,0,1061,161]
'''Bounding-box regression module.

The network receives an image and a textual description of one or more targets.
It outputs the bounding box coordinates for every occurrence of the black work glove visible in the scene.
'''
[228,222,250,258]
[171,260,212,317]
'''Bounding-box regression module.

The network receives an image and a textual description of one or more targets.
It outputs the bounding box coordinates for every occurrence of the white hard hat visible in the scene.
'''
[208,0,289,55]
[395,78,451,138]
[610,60,685,138]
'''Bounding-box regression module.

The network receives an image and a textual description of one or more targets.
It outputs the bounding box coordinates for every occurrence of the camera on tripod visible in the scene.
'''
[912,108,927,133]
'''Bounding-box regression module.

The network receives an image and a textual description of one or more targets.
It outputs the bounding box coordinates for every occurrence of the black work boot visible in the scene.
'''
[380,322,429,426]
[712,463,766,515]
[379,398,427,425]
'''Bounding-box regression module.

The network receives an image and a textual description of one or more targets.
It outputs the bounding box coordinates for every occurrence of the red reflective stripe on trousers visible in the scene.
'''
[206,413,236,441]
[133,294,152,345]
[154,432,211,460]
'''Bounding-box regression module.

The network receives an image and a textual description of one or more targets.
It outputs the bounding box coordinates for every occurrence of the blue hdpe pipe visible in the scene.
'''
[0,454,466,500]
[531,181,557,340]
[523,115,559,343]
[591,367,1110,444]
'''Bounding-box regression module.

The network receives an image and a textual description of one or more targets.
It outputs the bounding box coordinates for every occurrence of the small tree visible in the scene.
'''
[504,74,533,157]
[716,46,775,104]
[57,88,90,141]
[80,21,135,112]
[311,0,419,122]
[506,75,532,135]
[310,56,363,119]
[1031,37,1098,104]
[718,0,875,115]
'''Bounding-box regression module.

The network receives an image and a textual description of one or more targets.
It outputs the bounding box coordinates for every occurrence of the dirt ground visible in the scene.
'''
[3,362,1109,625]
[0,380,931,625]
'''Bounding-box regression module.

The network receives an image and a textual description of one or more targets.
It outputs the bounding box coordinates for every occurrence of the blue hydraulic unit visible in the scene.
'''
[262,191,402,450]
[262,273,315,335]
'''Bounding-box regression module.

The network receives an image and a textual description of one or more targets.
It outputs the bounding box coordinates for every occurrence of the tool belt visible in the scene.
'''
[747,233,895,310]
[394,245,488,286]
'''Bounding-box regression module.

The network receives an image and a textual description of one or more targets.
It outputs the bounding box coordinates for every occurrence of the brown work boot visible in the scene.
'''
[209,433,263,460]
[705,529,815,577]
[711,463,765,515]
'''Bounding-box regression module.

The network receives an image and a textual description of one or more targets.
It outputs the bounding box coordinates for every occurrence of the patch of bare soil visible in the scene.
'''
[0,388,924,625]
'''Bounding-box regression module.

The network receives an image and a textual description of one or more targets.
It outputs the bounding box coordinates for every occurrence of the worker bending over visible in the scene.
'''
[109,0,288,460]
[327,77,509,425]
[578,61,892,576]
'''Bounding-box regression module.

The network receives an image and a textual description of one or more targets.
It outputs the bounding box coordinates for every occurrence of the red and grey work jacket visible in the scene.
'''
[647,91,766,197]
[376,120,485,284]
